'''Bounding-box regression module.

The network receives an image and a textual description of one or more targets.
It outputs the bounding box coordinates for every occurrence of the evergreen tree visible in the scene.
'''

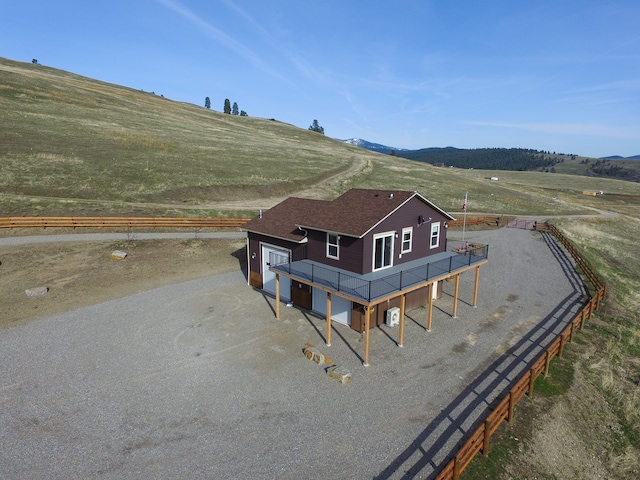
[204,97,211,109]
[240,110,248,117]
[232,102,239,115]
[308,119,324,134]
[223,98,231,114]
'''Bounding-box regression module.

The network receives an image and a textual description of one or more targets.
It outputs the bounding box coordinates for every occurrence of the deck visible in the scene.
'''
[270,243,488,304]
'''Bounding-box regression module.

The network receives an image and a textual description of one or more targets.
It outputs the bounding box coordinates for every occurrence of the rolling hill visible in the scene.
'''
[0,56,382,215]
[4,55,640,220]
[341,139,640,182]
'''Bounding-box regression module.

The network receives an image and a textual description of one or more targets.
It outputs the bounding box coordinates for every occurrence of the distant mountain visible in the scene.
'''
[339,138,406,155]
[602,155,640,160]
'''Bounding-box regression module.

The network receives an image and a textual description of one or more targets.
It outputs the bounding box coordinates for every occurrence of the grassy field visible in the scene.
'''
[4,56,640,219]
[2,56,640,478]
[0,57,363,215]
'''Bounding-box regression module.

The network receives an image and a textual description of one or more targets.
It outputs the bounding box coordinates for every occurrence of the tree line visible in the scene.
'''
[204,97,247,116]
[204,97,325,135]
[398,147,562,171]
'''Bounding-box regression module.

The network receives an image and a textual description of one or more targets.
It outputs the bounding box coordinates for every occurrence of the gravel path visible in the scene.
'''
[0,228,586,479]
[0,231,245,246]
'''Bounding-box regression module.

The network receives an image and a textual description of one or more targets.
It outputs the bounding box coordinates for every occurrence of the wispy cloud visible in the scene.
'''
[155,0,291,84]
[466,120,639,139]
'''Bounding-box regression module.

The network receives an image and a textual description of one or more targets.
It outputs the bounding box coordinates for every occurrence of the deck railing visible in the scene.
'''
[270,245,488,303]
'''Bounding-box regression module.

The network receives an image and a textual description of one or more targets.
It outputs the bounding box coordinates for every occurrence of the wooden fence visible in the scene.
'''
[435,222,606,480]
[0,215,499,230]
[448,216,500,228]
[0,216,251,229]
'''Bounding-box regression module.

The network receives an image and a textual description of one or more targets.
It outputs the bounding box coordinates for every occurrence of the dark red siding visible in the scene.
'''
[305,229,365,273]
[352,196,450,275]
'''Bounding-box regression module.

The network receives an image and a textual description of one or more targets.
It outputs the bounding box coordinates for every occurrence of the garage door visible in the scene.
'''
[261,245,291,302]
[312,288,351,326]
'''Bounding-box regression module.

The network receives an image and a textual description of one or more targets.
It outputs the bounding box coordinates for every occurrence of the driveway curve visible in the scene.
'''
[0,227,586,479]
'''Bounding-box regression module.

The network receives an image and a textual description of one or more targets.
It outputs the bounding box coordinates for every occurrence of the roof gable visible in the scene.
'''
[297,189,455,237]
[243,189,455,241]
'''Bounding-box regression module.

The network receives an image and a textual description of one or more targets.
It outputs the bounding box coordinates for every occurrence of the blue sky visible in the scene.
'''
[2,1,639,157]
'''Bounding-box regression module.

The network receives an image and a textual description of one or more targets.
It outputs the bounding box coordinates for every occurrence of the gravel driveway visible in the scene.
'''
[0,228,586,479]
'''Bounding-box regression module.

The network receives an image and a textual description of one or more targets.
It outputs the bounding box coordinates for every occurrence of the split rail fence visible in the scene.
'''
[0,216,251,229]
[435,222,606,480]
[0,215,497,230]
[448,216,500,228]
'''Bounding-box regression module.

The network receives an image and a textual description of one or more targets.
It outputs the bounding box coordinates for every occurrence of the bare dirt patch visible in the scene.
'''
[0,238,246,329]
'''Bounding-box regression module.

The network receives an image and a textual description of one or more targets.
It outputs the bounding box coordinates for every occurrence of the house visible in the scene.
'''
[242,189,488,365]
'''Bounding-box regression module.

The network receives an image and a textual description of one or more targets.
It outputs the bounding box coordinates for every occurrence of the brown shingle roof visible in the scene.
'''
[297,189,415,237]
[241,197,331,243]
[242,189,455,241]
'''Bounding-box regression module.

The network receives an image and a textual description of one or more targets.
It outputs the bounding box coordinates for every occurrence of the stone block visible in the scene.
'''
[25,286,49,297]
[111,250,127,259]
[303,346,325,365]
[327,365,351,384]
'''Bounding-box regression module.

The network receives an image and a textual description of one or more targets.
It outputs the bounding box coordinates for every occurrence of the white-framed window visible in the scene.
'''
[430,222,440,249]
[373,231,394,271]
[401,227,413,254]
[326,232,339,259]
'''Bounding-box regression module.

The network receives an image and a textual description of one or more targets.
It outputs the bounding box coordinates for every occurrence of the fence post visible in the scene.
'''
[544,350,552,377]
[483,419,491,456]
[569,321,575,343]
[528,369,536,398]
[508,391,515,424]
[453,456,461,480]
[559,334,566,358]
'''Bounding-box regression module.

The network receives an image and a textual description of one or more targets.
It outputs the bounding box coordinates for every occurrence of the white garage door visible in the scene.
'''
[312,288,351,326]
[261,245,291,302]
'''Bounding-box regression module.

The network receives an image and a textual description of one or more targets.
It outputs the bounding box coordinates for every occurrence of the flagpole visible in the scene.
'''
[462,192,468,247]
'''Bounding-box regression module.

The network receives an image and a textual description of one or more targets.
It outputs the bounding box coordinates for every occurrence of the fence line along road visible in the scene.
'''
[0,216,498,230]
[447,216,500,228]
[434,222,606,480]
[0,216,251,229]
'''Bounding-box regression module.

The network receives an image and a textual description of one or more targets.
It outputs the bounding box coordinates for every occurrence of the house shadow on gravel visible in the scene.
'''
[231,247,248,281]
[373,231,590,479]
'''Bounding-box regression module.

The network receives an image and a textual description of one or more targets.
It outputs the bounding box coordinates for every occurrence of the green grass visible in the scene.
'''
[534,357,574,397]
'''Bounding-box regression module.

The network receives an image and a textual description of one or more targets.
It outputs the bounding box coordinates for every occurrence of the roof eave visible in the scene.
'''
[244,229,309,244]
[295,224,362,238]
